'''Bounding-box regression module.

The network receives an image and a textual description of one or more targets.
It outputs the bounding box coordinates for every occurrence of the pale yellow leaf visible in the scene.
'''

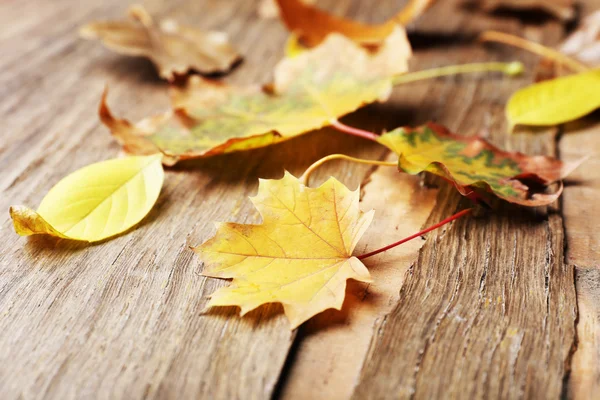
[507,68,600,128]
[10,155,164,242]
[194,172,374,329]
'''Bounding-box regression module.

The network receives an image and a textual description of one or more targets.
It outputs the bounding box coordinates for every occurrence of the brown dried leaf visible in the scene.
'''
[275,0,435,47]
[481,0,575,20]
[80,5,241,81]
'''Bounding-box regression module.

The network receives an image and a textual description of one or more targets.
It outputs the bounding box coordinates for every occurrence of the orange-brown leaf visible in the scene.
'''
[275,0,435,47]
[80,5,241,81]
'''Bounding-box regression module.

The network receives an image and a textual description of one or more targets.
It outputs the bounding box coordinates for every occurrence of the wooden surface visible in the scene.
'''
[0,0,598,399]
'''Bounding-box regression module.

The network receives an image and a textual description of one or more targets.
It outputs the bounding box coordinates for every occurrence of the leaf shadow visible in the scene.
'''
[90,55,166,86]
[296,280,380,334]
[202,303,287,327]
[459,0,576,25]
[407,31,477,50]
[87,53,243,86]
[170,126,385,184]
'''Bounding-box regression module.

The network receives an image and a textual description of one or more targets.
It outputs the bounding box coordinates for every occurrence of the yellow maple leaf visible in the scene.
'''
[99,27,411,165]
[194,172,374,329]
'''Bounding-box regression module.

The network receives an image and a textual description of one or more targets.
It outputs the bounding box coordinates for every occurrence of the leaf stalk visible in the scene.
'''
[480,31,589,73]
[357,208,473,260]
[392,61,525,85]
[330,119,380,141]
[301,154,397,186]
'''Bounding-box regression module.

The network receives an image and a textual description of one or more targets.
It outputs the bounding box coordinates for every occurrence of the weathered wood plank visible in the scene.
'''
[279,156,438,400]
[350,1,578,398]
[0,0,383,398]
[0,0,595,398]
[558,0,600,397]
[562,117,600,400]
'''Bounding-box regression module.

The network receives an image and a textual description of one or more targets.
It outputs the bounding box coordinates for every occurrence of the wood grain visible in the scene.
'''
[558,0,600,397]
[351,1,579,398]
[279,157,438,400]
[0,0,596,398]
[562,119,600,400]
[0,0,382,398]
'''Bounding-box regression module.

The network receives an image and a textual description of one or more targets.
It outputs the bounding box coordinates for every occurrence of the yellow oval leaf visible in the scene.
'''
[10,155,164,242]
[507,68,600,128]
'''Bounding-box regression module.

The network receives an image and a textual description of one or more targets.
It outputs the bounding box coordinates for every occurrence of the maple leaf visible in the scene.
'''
[560,9,600,67]
[480,0,575,21]
[378,123,576,206]
[100,27,411,165]
[275,0,435,47]
[80,5,241,81]
[194,172,374,329]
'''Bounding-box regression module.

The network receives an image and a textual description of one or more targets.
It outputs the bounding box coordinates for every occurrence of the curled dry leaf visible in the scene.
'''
[80,5,241,81]
[507,68,600,127]
[100,27,411,165]
[194,172,374,329]
[10,155,164,242]
[560,10,600,66]
[480,0,575,21]
[275,0,435,47]
[378,123,577,206]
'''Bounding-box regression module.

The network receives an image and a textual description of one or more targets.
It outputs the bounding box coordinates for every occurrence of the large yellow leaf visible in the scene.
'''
[10,155,164,242]
[275,0,436,47]
[507,68,600,128]
[379,123,575,206]
[100,27,411,165]
[194,172,374,329]
[80,5,241,81]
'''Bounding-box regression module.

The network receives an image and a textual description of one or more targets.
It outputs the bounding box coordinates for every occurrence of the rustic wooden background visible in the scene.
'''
[1,0,598,399]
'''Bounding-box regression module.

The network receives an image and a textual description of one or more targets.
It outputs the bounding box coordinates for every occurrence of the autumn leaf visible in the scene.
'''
[560,9,600,66]
[506,68,600,128]
[275,0,435,47]
[378,123,574,206]
[100,27,411,165]
[10,155,164,242]
[480,0,575,21]
[80,5,241,81]
[194,172,373,329]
